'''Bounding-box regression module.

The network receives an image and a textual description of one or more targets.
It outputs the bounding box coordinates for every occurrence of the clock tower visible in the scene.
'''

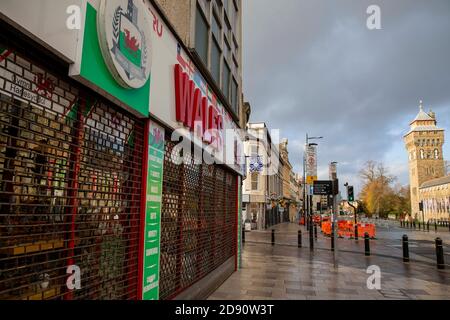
[404,101,445,219]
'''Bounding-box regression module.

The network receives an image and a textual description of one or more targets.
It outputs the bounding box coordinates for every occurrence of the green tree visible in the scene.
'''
[358,161,409,218]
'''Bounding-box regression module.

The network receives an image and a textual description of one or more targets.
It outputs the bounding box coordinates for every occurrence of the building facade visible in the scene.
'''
[242,123,282,230]
[419,176,450,223]
[154,0,243,127]
[404,102,448,222]
[279,139,295,222]
[0,0,245,300]
[289,173,302,222]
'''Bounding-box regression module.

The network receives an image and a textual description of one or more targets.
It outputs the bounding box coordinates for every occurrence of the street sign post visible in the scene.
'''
[313,180,333,195]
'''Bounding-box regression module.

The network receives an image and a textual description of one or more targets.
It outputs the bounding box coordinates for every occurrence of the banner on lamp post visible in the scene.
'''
[306,145,317,184]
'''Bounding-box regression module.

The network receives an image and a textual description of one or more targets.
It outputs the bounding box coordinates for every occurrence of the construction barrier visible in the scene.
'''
[321,221,376,239]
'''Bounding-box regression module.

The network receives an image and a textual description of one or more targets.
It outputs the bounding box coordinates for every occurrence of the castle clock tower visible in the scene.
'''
[404,101,445,219]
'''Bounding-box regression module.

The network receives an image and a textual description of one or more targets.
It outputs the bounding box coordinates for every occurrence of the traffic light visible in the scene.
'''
[348,186,354,202]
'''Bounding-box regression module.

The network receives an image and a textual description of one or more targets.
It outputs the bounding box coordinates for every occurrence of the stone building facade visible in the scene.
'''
[404,101,448,222]
[419,176,450,223]
[242,123,282,230]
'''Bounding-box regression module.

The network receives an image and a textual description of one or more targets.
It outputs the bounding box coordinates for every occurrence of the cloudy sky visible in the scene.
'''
[242,0,450,194]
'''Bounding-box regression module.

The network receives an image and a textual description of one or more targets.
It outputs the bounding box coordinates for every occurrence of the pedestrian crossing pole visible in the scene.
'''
[330,162,339,269]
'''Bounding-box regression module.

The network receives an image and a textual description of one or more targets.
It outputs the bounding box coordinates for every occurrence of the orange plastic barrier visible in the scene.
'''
[321,221,331,236]
[320,221,376,238]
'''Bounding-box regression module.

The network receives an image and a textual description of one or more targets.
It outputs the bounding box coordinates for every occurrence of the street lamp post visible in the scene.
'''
[330,162,338,267]
[303,134,323,236]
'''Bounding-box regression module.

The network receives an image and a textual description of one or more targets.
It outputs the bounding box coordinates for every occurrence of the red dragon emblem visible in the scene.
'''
[124,29,140,53]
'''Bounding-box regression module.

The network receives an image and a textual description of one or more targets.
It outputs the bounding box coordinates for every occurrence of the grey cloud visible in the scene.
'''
[243,0,450,193]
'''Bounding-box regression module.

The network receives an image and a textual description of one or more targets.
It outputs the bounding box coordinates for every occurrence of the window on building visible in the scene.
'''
[211,38,221,86]
[251,172,258,191]
[233,36,239,58]
[224,38,231,62]
[195,6,209,66]
[434,149,440,159]
[222,61,230,101]
[231,77,238,114]
[230,1,237,31]
[250,145,258,157]
[212,13,221,44]
[223,0,229,12]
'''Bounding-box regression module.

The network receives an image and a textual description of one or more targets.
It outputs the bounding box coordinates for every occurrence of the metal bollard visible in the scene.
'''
[435,221,437,232]
[331,230,335,252]
[364,232,370,256]
[427,222,430,232]
[435,238,445,270]
[310,227,314,251]
[402,235,409,263]
[314,224,318,240]
[271,229,275,246]
[418,221,421,230]
[298,230,302,248]
[355,224,359,241]
[242,227,245,243]
[448,221,450,232]
[413,221,416,229]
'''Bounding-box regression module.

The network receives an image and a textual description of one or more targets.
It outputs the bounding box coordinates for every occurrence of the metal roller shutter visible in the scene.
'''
[0,46,144,300]
[159,138,237,300]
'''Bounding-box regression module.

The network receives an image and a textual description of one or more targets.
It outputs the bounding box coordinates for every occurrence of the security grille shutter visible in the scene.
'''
[0,46,144,300]
[159,138,237,300]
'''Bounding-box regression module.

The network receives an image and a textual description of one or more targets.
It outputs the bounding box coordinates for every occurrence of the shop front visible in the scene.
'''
[0,0,243,300]
[145,3,244,298]
[0,33,144,300]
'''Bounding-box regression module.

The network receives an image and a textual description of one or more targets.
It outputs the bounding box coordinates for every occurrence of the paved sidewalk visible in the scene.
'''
[209,223,450,300]
[244,222,450,266]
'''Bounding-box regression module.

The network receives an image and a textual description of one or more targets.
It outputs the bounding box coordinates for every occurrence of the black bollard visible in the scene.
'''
[402,235,409,263]
[271,229,275,246]
[435,221,438,232]
[242,227,245,243]
[418,221,421,230]
[413,221,416,229]
[298,230,302,248]
[435,238,445,270]
[400,220,403,228]
[331,230,335,252]
[448,221,450,232]
[427,222,430,232]
[314,224,318,240]
[355,224,359,241]
[364,232,370,256]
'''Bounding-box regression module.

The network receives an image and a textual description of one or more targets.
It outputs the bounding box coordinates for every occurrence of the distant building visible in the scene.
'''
[404,101,449,222]
[242,123,282,230]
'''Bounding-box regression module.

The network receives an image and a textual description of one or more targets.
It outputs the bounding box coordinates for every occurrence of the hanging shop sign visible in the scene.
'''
[69,0,152,118]
[142,121,165,300]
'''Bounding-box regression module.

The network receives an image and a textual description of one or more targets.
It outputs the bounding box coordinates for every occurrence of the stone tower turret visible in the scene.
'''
[404,101,445,218]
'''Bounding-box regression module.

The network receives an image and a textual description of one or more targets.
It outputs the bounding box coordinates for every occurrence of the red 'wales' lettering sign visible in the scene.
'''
[174,64,223,148]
